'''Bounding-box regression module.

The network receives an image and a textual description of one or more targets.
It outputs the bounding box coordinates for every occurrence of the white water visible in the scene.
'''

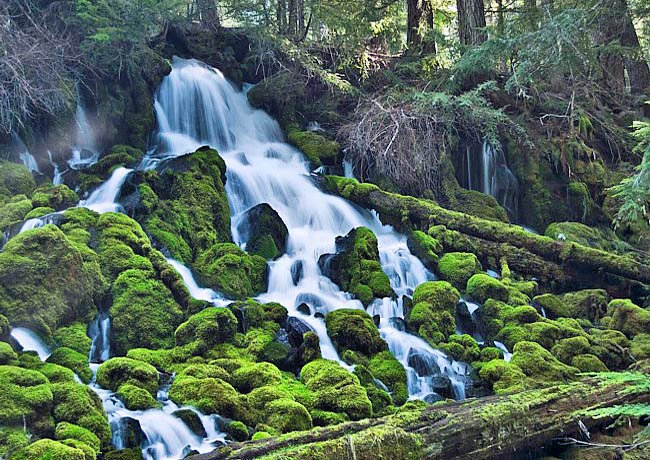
[79,167,132,213]
[69,101,100,169]
[12,133,40,173]
[49,151,64,185]
[10,327,51,360]
[166,258,226,306]
[153,57,468,399]
[494,341,513,362]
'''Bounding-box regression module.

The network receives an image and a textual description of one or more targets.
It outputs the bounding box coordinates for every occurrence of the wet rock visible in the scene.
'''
[431,375,454,399]
[291,260,304,285]
[173,409,207,437]
[297,303,311,315]
[456,301,476,336]
[238,203,288,260]
[286,316,314,348]
[372,315,381,327]
[314,312,325,319]
[424,392,445,404]
[389,317,405,331]
[115,417,143,449]
[407,349,441,377]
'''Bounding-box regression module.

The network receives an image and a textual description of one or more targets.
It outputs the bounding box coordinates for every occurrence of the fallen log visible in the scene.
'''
[193,373,650,460]
[321,176,650,287]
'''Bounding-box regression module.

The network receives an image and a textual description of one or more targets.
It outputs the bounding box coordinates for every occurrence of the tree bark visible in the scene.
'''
[620,2,650,95]
[407,0,436,53]
[457,0,487,47]
[323,177,650,288]
[194,376,650,460]
[196,0,220,29]
[277,0,287,35]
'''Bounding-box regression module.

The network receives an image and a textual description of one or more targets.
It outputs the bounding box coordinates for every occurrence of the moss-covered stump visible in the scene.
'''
[319,227,394,306]
[239,203,288,260]
[195,243,268,299]
[322,176,650,289]
[325,309,387,357]
[134,146,231,263]
[0,225,96,335]
[197,373,650,460]
[406,281,460,345]
[287,124,340,167]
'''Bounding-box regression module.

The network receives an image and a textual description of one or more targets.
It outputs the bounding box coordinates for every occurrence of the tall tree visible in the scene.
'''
[620,1,650,95]
[457,0,487,47]
[277,0,287,34]
[406,0,436,53]
[197,0,220,28]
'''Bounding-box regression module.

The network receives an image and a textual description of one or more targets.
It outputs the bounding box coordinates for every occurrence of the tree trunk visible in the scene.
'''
[277,0,287,35]
[407,0,436,53]
[523,0,537,29]
[457,0,487,47]
[196,0,220,29]
[620,2,650,95]
[194,376,650,460]
[323,177,650,289]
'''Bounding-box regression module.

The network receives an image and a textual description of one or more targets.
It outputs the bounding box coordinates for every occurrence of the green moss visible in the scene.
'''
[0,365,52,429]
[571,354,608,372]
[35,363,76,383]
[103,448,143,460]
[55,422,100,454]
[510,341,579,385]
[322,227,394,306]
[52,324,92,356]
[478,359,530,394]
[252,431,272,440]
[300,359,372,420]
[0,426,31,458]
[310,409,349,426]
[175,307,237,352]
[406,230,442,269]
[438,334,481,362]
[406,281,459,344]
[266,398,313,434]
[287,124,339,166]
[243,203,288,260]
[24,206,55,219]
[326,309,387,357]
[545,221,631,254]
[603,299,650,338]
[116,383,160,410]
[631,334,650,360]
[226,420,249,441]
[0,196,32,230]
[437,252,482,289]
[550,336,591,365]
[31,185,79,210]
[232,362,283,393]
[12,438,86,460]
[368,351,408,405]
[96,357,159,395]
[0,225,95,335]
[50,382,110,446]
[195,243,268,300]
[47,347,92,384]
[0,341,17,365]
[60,438,96,460]
[0,161,36,197]
[110,268,184,355]
[466,274,509,303]
[88,145,144,178]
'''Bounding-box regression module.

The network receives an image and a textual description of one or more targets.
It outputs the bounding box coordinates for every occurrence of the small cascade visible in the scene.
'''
[79,167,132,213]
[88,311,111,363]
[166,258,226,306]
[494,341,513,362]
[49,151,64,185]
[12,133,40,173]
[69,99,100,169]
[10,327,51,360]
[19,211,62,235]
[343,159,356,179]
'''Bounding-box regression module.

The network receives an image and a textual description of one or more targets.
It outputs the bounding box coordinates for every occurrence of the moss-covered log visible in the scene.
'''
[322,176,650,287]
[194,373,650,460]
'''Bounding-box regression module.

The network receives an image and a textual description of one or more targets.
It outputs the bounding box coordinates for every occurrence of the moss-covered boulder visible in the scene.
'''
[466,274,509,303]
[0,366,53,431]
[135,146,230,263]
[406,230,442,270]
[326,309,387,357]
[110,268,184,355]
[0,342,17,365]
[603,299,650,338]
[533,289,608,322]
[367,351,408,405]
[239,203,288,260]
[226,420,249,441]
[319,227,394,306]
[0,225,95,335]
[0,161,35,197]
[53,323,92,356]
[47,347,92,384]
[287,124,339,167]
[195,243,267,299]
[510,341,579,385]
[300,359,372,420]
[232,362,283,393]
[12,438,87,460]
[96,358,159,395]
[175,307,238,351]
[54,422,101,455]
[31,185,79,211]
[266,398,313,434]
[406,281,460,344]
[0,195,33,230]
[116,383,160,410]
[437,334,481,363]
[437,252,482,289]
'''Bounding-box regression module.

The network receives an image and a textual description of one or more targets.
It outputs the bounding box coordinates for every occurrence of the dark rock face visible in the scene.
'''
[239,203,288,260]
[173,409,207,438]
[407,349,441,377]
[115,417,144,449]
[286,316,315,348]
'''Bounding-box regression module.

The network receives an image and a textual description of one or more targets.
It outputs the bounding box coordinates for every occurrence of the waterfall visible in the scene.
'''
[88,311,111,363]
[10,327,51,360]
[79,167,132,214]
[49,151,64,185]
[154,57,469,399]
[69,99,100,169]
[12,133,40,174]
[494,341,513,362]
[166,259,226,306]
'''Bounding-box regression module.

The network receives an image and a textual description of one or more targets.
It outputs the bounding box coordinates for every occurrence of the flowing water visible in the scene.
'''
[78,167,133,214]
[166,258,227,306]
[10,327,51,360]
[12,133,41,174]
[69,100,101,169]
[494,341,513,362]
[49,151,64,185]
[153,57,469,399]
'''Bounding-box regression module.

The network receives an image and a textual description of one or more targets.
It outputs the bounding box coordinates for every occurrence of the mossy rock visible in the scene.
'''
[300,359,372,420]
[11,438,87,460]
[232,362,283,393]
[0,161,36,197]
[47,347,92,384]
[239,203,288,260]
[287,124,340,167]
[406,230,442,269]
[319,227,394,307]
[310,409,349,427]
[226,420,249,441]
[265,398,313,434]
[326,309,387,357]
[478,359,530,394]
[368,351,408,405]
[510,341,579,385]
[0,365,53,430]
[0,225,95,336]
[96,357,159,395]
[195,243,268,300]
[0,342,17,365]
[24,206,55,219]
[406,281,460,344]
[437,334,481,363]
[571,354,608,372]
[0,195,33,230]
[88,145,144,178]
[603,299,650,338]
[545,221,631,254]
[631,333,650,360]
[31,185,79,211]
[54,422,101,455]
[175,307,238,351]
[110,268,184,355]
[103,448,144,460]
[533,289,608,322]
[437,252,482,289]
[0,426,31,458]
[116,383,160,410]
[466,274,509,303]
[52,323,92,356]
[550,336,591,365]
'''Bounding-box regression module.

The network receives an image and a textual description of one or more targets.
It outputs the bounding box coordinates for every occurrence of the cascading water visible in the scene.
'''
[10,327,51,360]
[49,151,64,185]
[153,57,468,399]
[69,99,100,169]
[166,258,226,306]
[79,167,133,213]
[12,133,40,174]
